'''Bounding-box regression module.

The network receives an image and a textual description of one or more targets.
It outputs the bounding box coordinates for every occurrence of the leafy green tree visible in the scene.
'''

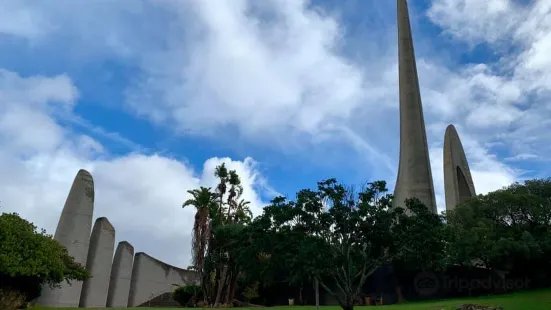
[242,179,396,310]
[390,198,448,301]
[183,163,253,306]
[0,213,89,303]
[447,179,551,285]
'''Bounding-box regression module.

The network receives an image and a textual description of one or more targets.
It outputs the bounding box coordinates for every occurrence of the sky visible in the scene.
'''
[0,0,550,268]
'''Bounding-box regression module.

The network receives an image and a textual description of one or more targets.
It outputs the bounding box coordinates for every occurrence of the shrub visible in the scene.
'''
[0,289,25,310]
[243,282,259,303]
[173,285,201,307]
[0,213,89,301]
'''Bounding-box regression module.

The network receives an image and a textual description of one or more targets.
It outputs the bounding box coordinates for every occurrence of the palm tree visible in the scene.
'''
[215,164,229,209]
[227,170,243,220]
[234,199,252,223]
[183,187,217,289]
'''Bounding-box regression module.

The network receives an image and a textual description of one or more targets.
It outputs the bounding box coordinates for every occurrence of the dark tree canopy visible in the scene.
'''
[237,179,399,310]
[179,175,551,310]
[446,179,551,283]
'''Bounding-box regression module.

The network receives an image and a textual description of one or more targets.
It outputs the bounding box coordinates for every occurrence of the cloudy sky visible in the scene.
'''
[1,0,550,268]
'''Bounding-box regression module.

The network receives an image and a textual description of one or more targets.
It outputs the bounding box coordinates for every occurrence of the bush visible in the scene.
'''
[243,282,259,303]
[0,289,25,310]
[0,213,89,301]
[173,285,201,307]
[0,274,41,304]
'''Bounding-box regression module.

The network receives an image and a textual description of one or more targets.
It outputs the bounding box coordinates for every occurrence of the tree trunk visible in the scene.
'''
[214,266,228,306]
[395,284,404,303]
[315,278,320,310]
[210,267,221,305]
[228,267,239,302]
[299,285,303,305]
[224,267,235,304]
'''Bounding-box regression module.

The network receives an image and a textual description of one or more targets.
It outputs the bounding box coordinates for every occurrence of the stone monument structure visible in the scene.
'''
[36,169,95,307]
[106,241,135,307]
[34,167,198,308]
[128,252,199,307]
[392,0,437,213]
[79,217,116,308]
[443,124,476,211]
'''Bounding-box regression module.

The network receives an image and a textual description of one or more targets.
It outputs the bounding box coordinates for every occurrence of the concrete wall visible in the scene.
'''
[444,124,476,211]
[128,252,199,307]
[37,169,95,307]
[106,241,135,308]
[79,217,116,308]
[393,0,437,214]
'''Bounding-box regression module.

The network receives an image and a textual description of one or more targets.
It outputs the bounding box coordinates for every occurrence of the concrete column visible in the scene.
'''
[392,0,437,213]
[36,169,95,307]
[80,217,116,307]
[106,241,135,307]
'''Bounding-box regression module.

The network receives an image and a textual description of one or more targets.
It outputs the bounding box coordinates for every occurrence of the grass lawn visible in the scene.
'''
[31,288,551,310]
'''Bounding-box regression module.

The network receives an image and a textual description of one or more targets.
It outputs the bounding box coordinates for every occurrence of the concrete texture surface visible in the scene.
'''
[106,241,135,308]
[36,169,95,307]
[128,252,199,307]
[392,0,437,214]
[79,217,116,308]
[444,124,476,211]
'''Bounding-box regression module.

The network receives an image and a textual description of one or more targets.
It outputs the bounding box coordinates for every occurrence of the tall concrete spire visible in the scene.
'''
[443,124,476,211]
[392,0,437,213]
[36,169,95,307]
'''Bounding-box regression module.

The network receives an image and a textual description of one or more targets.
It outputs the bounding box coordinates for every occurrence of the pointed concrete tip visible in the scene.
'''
[77,169,93,177]
[445,124,457,134]
[119,241,134,252]
[445,125,462,145]
[76,169,94,185]
[95,217,115,232]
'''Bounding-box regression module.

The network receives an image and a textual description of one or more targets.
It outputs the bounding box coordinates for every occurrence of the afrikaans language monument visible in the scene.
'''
[443,124,476,211]
[392,0,475,214]
[392,0,437,213]
[34,0,477,307]
[35,169,198,308]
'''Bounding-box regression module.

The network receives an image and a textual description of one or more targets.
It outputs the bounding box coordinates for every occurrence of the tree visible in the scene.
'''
[243,179,396,310]
[182,186,218,300]
[313,179,395,310]
[213,167,245,306]
[182,163,253,306]
[0,213,89,305]
[447,179,551,287]
[390,198,448,302]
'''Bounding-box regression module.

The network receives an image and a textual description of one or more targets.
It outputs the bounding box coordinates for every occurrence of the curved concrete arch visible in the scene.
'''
[80,217,116,308]
[37,169,95,307]
[107,241,135,307]
[128,252,199,307]
[444,125,476,211]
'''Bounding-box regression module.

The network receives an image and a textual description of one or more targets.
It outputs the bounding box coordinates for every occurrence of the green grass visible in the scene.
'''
[30,288,551,310]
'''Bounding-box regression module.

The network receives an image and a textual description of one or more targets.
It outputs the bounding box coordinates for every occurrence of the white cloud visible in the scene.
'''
[427,0,522,45]
[426,0,551,164]
[504,153,540,162]
[0,69,270,268]
[0,1,54,39]
[126,0,368,139]
[2,0,547,216]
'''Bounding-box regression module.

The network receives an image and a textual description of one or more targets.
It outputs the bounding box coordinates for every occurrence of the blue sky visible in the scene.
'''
[1,0,550,267]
